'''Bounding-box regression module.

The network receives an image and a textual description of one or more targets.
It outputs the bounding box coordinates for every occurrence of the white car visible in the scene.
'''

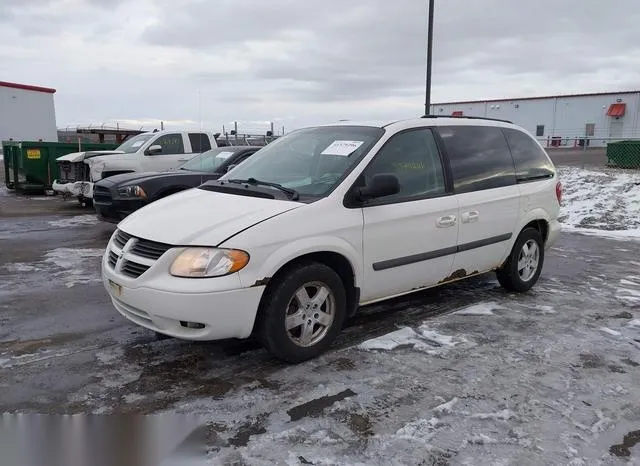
[102,117,562,362]
[53,130,219,203]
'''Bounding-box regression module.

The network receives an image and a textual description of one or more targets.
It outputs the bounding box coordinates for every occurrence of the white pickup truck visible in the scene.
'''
[52,130,218,203]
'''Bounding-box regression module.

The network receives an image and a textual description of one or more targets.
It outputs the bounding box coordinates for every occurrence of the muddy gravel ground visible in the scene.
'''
[1,181,640,465]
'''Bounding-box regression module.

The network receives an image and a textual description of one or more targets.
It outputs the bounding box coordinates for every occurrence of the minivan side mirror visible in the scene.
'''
[145,145,162,155]
[357,173,400,201]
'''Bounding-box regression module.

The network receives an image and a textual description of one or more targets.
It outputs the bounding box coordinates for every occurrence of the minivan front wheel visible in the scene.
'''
[259,262,347,363]
[496,228,544,292]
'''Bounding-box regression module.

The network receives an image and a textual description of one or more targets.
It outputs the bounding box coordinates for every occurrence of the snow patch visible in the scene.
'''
[557,167,640,240]
[466,433,499,445]
[620,279,640,287]
[433,397,458,414]
[48,215,99,228]
[617,288,640,297]
[43,248,104,287]
[124,393,146,403]
[359,327,422,351]
[470,409,515,421]
[599,327,621,337]
[532,305,557,314]
[627,319,640,328]
[1,263,39,273]
[394,417,443,441]
[359,326,464,353]
[451,302,500,316]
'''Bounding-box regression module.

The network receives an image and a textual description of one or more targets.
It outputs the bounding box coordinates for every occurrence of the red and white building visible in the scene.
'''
[0,81,58,153]
[430,90,640,148]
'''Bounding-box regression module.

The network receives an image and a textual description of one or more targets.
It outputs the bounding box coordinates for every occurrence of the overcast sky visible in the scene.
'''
[2,0,640,134]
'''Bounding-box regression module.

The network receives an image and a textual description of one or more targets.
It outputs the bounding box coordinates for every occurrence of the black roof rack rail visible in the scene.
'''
[421,114,513,124]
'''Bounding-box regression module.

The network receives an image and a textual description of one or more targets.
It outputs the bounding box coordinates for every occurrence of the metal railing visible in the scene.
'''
[537,136,640,149]
[538,137,640,169]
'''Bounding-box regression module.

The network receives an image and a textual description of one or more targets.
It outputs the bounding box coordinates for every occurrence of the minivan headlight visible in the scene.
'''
[170,248,249,277]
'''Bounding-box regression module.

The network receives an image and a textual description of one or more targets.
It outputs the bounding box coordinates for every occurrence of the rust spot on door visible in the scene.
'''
[439,269,467,284]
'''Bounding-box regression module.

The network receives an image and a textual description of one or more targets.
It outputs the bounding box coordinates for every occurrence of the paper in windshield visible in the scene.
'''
[215,151,234,160]
[321,140,364,157]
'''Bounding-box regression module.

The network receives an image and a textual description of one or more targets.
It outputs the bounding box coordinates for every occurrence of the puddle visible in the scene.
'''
[0,333,84,356]
[287,389,357,422]
[610,430,640,457]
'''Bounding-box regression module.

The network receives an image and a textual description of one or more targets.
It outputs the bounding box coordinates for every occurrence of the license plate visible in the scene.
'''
[108,279,122,297]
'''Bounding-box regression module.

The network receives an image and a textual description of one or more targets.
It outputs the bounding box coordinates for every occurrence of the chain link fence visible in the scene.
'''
[537,137,640,169]
[606,140,640,168]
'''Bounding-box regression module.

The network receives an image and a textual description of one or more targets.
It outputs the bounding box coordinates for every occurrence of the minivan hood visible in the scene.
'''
[56,150,124,163]
[118,188,302,245]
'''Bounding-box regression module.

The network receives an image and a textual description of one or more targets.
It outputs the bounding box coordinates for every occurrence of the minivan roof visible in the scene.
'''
[322,116,518,130]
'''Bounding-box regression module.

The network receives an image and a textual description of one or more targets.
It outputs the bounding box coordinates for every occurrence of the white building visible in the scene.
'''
[430,90,640,148]
[0,81,58,153]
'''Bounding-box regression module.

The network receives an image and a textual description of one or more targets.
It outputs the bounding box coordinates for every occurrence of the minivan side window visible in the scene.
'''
[189,133,212,153]
[502,128,555,182]
[362,128,446,202]
[153,134,185,155]
[437,126,516,194]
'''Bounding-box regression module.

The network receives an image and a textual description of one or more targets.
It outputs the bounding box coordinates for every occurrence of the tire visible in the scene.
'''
[258,262,347,363]
[496,228,545,292]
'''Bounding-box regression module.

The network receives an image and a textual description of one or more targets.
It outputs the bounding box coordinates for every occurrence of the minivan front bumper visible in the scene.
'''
[101,253,265,341]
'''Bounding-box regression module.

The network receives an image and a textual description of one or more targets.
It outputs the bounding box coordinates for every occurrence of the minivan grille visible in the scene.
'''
[113,230,132,249]
[130,238,172,260]
[107,229,173,279]
[121,261,151,278]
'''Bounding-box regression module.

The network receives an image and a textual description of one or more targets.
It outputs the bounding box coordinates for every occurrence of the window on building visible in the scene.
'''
[189,133,212,153]
[362,128,446,202]
[536,125,545,137]
[585,123,595,137]
[437,126,516,193]
[153,134,185,154]
[503,128,555,183]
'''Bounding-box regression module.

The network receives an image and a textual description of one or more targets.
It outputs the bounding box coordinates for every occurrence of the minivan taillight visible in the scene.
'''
[556,181,563,204]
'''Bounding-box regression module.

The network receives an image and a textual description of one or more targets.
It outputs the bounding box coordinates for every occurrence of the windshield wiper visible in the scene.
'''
[228,178,299,200]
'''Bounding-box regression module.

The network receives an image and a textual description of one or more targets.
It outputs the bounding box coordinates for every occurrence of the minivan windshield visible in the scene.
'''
[115,133,156,153]
[219,126,384,197]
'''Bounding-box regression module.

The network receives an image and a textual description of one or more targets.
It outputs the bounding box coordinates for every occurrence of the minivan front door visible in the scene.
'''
[358,128,459,303]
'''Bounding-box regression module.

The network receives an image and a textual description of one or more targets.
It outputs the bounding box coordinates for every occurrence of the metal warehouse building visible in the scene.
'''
[429,90,640,148]
[0,81,58,153]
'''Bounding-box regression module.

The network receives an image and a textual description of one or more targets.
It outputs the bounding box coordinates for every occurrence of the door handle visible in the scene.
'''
[178,158,189,162]
[436,215,457,228]
[461,211,479,223]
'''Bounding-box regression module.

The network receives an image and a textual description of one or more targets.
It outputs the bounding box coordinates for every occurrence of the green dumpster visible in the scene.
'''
[606,140,640,169]
[2,140,118,192]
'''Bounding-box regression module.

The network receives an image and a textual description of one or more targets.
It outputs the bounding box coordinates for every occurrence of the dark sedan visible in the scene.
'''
[93,146,260,223]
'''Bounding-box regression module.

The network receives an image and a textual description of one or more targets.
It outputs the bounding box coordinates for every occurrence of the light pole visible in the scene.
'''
[424,0,435,115]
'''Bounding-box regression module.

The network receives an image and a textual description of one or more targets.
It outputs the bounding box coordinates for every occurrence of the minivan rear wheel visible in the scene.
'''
[258,262,347,363]
[496,228,544,292]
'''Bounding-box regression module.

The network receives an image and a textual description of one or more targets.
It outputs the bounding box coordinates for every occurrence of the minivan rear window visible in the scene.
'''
[437,126,516,194]
[502,128,555,182]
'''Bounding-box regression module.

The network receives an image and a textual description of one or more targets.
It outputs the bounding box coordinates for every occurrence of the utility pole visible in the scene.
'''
[424,0,435,115]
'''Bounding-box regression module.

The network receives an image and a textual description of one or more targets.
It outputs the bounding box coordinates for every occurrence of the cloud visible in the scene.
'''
[1,0,639,131]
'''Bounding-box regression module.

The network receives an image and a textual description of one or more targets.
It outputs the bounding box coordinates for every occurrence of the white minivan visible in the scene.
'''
[102,117,562,362]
